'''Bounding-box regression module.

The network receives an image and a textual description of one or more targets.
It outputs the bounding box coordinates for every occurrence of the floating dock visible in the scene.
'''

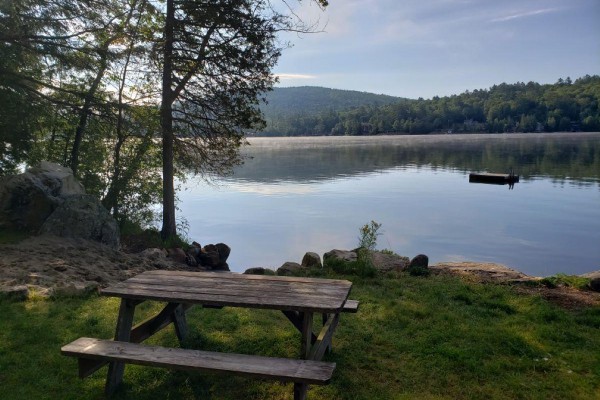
[469,172,519,185]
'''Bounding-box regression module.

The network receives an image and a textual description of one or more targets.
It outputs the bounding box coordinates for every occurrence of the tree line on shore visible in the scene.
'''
[259,75,600,136]
[0,0,327,238]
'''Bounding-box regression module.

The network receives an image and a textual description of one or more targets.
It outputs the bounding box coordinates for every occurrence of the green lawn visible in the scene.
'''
[1,271,599,400]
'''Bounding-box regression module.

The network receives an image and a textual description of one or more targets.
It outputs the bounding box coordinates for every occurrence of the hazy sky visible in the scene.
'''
[273,0,600,99]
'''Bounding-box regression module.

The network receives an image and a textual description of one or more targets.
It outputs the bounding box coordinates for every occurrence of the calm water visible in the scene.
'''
[178,133,600,277]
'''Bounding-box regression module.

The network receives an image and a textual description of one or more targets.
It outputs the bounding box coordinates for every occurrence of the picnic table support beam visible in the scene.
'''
[310,313,339,361]
[294,311,314,400]
[105,298,137,395]
[282,310,317,344]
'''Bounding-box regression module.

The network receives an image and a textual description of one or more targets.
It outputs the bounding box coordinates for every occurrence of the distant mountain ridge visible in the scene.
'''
[261,86,403,117]
[255,75,600,136]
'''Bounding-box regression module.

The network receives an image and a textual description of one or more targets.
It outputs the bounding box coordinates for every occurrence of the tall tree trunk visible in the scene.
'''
[160,0,177,240]
[69,49,108,176]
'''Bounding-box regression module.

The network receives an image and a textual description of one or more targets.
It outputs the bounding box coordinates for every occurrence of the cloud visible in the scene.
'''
[491,7,562,23]
[276,73,317,80]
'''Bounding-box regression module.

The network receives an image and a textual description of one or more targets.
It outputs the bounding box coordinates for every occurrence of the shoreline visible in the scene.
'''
[1,235,598,308]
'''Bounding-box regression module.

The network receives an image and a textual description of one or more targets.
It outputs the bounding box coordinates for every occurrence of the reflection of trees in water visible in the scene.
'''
[229,134,600,186]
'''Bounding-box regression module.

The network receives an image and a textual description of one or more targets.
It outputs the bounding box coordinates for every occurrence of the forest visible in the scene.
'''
[258,75,600,136]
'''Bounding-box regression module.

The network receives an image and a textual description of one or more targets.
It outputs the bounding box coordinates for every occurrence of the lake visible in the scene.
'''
[178,132,600,277]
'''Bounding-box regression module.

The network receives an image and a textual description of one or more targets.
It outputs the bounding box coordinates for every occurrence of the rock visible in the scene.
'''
[409,254,429,268]
[139,248,168,260]
[198,247,220,267]
[0,162,84,232]
[301,252,322,269]
[166,247,188,264]
[590,277,600,292]
[30,161,86,196]
[212,262,230,272]
[215,243,231,263]
[185,252,198,267]
[277,262,304,276]
[0,285,29,301]
[194,243,231,271]
[39,194,119,249]
[370,251,410,272]
[407,254,430,276]
[430,262,534,283]
[324,249,358,264]
[244,267,276,275]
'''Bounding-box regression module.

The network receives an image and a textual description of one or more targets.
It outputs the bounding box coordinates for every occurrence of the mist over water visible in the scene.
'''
[179,133,600,276]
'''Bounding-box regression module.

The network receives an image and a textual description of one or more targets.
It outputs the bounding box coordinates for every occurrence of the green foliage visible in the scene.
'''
[407,263,430,277]
[258,75,600,136]
[0,229,30,245]
[540,274,591,290]
[353,221,381,277]
[1,273,599,399]
[120,225,190,252]
[357,220,382,251]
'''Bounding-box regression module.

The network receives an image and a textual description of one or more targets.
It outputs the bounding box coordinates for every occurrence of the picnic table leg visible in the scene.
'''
[294,311,314,400]
[171,303,188,343]
[105,298,137,395]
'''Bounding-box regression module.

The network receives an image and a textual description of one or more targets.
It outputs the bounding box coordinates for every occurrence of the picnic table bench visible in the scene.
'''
[62,270,358,399]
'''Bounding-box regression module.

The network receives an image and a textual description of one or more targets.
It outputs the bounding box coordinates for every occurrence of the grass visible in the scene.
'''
[1,270,599,400]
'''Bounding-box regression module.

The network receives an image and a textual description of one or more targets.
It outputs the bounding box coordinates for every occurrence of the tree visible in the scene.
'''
[157,0,328,240]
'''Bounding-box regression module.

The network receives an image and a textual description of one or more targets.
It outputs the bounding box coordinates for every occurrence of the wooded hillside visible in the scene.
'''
[257,76,600,136]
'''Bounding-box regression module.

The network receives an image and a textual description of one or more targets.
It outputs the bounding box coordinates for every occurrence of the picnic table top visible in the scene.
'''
[101,270,353,313]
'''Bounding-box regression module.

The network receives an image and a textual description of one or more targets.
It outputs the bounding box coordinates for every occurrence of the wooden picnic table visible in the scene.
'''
[62,270,356,400]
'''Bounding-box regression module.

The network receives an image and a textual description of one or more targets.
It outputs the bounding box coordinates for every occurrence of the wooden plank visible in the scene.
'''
[77,302,190,378]
[105,280,350,306]
[140,269,351,286]
[121,274,351,297]
[101,286,349,313]
[342,299,359,313]
[308,313,339,361]
[61,337,336,385]
[106,298,136,395]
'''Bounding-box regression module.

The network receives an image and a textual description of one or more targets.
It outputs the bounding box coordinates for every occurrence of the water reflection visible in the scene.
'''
[181,133,600,277]
[231,133,600,187]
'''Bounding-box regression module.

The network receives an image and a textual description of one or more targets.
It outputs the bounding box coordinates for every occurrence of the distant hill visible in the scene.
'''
[258,86,405,136]
[255,75,600,136]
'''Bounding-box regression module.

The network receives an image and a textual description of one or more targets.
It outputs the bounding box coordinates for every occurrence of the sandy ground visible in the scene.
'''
[0,234,195,296]
[1,235,598,308]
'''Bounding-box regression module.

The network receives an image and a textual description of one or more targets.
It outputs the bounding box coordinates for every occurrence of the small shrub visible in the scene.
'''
[358,220,382,251]
[540,274,591,290]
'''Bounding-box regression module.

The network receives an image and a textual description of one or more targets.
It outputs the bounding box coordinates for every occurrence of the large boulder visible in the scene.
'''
[324,248,410,273]
[190,242,231,271]
[39,194,120,249]
[301,252,322,269]
[323,249,358,264]
[277,262,304,276]
[244,267,276,276]
[0,161,85,231]
[370,251,410,272]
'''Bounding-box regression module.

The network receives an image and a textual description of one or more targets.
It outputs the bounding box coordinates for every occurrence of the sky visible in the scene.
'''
[273,0,600,99]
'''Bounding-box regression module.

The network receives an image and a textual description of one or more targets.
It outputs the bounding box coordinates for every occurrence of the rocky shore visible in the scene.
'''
[1,234,599,309]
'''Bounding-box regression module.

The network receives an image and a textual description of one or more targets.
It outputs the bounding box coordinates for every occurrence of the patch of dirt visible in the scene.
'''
[0,234,196,294]
[431,261,600,309]
[515,285,600,310]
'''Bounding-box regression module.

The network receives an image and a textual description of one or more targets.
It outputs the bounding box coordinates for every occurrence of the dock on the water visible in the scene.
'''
[469,172,519,185]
